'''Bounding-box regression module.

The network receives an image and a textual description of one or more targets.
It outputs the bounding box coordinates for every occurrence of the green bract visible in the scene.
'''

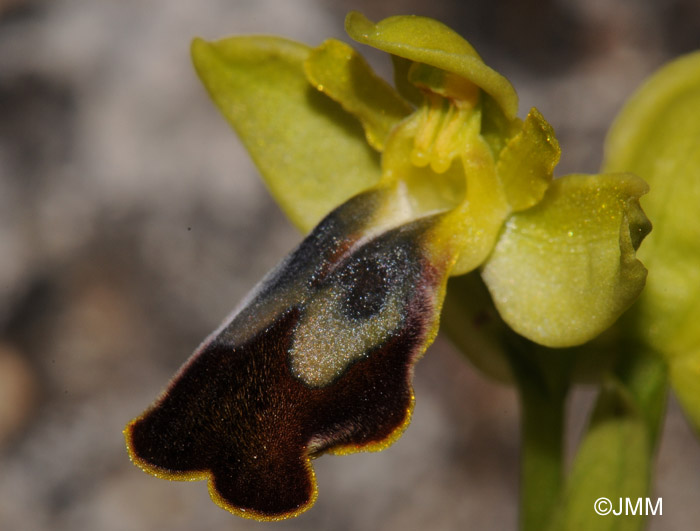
[191,12,650,349]
[604,50,700,434]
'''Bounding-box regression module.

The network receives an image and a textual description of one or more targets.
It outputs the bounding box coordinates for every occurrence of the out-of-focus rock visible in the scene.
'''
[0,344,37,448]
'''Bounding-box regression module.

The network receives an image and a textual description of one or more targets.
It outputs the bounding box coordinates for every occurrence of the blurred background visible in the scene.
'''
[1,0,699,530]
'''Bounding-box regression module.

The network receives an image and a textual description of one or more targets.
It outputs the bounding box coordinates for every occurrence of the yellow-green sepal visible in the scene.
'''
[304,39,413,152]
[345,11,519,120]
[191,36,381,232]
[603,50,700,434]
[481,173,650,348]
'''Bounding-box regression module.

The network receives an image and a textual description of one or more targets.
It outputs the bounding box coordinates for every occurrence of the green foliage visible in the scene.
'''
[604,51,700,435]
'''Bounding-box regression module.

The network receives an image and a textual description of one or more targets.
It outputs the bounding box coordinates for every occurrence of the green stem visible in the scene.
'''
[517,363,567,531]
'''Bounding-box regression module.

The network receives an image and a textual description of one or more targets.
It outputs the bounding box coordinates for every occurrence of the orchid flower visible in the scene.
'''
[124,12,650,521]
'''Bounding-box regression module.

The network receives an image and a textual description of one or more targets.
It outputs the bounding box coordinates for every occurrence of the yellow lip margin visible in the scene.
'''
[123,415,318,521]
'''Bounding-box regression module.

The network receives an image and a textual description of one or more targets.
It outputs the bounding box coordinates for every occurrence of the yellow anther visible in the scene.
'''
[411,93,480,174]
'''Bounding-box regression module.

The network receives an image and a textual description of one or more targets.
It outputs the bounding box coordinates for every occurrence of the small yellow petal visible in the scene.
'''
[304,39,412,151]
[497,108,560,211]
